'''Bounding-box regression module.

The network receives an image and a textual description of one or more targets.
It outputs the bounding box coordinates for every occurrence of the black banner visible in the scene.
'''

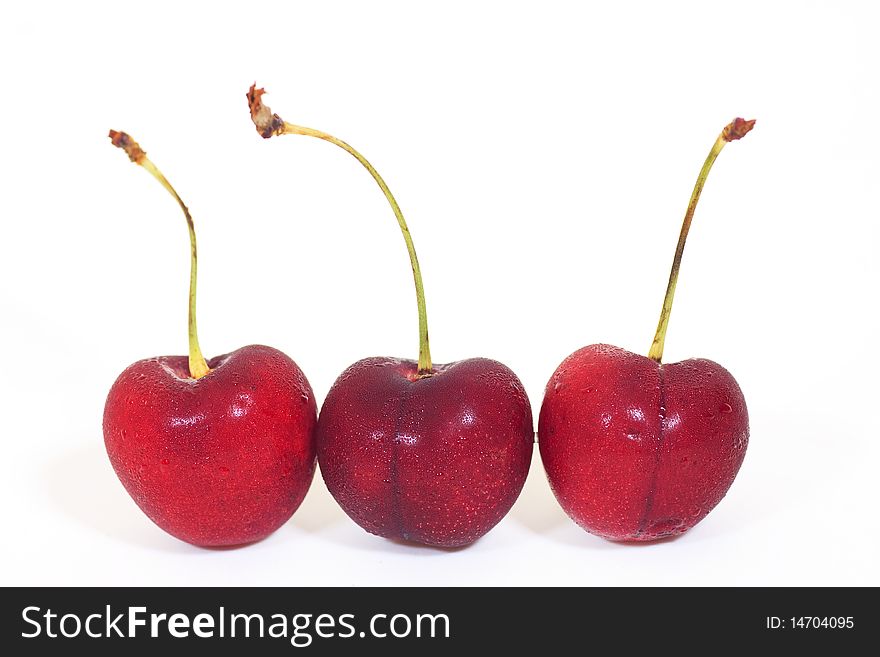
[1,587,873,654]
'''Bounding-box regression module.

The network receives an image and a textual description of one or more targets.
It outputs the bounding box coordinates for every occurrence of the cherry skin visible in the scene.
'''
[317,357,533,547]
[104,345,317,547]
[539,344,747,541]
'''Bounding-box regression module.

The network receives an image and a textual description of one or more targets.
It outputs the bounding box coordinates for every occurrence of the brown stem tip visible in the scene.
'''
[108,130,146,164]
[246,84,285,139]
[722,118,756,142]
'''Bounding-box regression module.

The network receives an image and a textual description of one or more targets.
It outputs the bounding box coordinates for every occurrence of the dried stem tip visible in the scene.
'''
[722,118,756,142]
[247,84,285,139]
[108,130,147,164]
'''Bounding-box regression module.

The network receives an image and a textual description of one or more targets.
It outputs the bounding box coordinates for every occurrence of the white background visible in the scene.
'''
[1,1,878,586]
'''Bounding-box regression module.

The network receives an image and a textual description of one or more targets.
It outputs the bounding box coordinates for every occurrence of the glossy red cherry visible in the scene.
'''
[539,118,755,541]
[104,346,316,546]
[317,358,532,547]
[103,132,316,546]
[248,85,533,547]
[539,344,747,540]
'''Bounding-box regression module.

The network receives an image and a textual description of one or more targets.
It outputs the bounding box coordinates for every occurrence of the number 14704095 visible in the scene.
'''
[766,617,854,629]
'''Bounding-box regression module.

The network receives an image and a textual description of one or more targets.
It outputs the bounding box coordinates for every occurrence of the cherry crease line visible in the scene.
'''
[390,382,414,540]
[635,364,667,537]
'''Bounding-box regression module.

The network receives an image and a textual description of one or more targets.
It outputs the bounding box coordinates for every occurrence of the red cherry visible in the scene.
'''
[539,344,747,540]
[104,131,316,546]
[539,118,755,541]
[317,358,532,547]
[104,346,316,546]
[248,85,533,547]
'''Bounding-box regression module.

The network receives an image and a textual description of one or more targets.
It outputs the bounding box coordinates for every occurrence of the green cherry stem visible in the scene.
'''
[247,85,433,375]
[109,130,211,379]
[647,117,755,363]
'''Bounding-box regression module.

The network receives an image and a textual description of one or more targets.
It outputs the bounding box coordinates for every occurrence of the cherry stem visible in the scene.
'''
[109,130,211,379]
[247,85,433,375]
[647,118,755,363]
